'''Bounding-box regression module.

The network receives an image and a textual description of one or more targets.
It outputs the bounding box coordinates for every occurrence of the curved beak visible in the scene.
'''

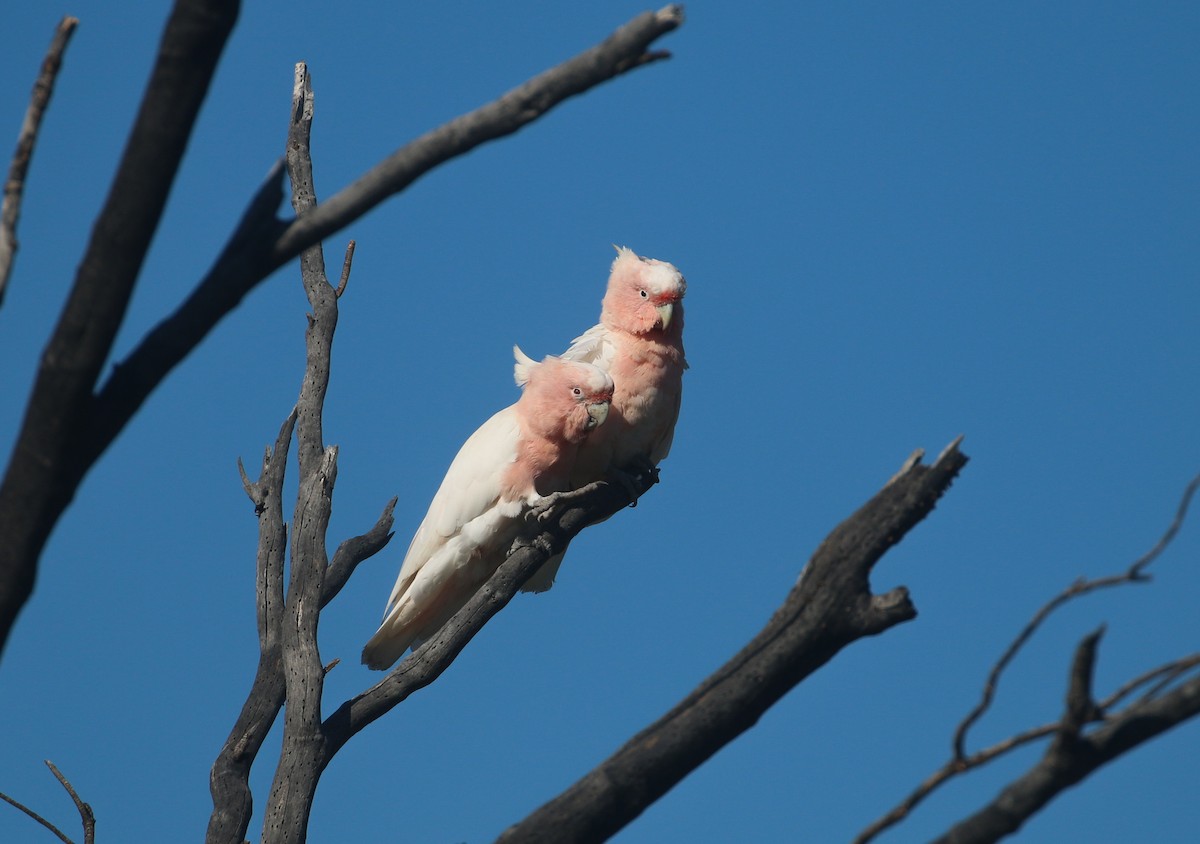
[585,400,610,430]
[656,302,674,330]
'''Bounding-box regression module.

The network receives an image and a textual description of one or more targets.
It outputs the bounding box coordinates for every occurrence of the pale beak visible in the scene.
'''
[656,302,674,330]
[586,401,610,430]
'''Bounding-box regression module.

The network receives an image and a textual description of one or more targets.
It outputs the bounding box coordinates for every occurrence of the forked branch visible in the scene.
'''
[855,471,1200,844]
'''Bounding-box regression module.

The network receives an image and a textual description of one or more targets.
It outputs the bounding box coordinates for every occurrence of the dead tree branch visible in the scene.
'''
[321,471,660,756]
[208,65,394,844]
[0,760,94,844]
[0,15,78,305]
[0,3,683,661]
[931,653,1200,844]
[259,62,342,844]
[855,471,1200,844]
[0,789,73,844]
[495,439,969,844]
[951,470,1200,761]
[43,763,93,844]
[208,62,655,841]
[0,0,240,661]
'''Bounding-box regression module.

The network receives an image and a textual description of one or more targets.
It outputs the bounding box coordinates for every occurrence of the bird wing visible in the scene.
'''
[383,405,521,614]
[561,322,617,370]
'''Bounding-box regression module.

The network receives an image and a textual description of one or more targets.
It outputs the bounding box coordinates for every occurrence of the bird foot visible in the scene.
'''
[526,482,606,524]
[607,460,659,508]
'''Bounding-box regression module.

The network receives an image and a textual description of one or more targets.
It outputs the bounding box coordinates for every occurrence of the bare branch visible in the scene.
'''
[256,62,341,844]
[0,15,78,305]
[323,497,397,606]
[207,408,295,844]
[1105,653,1200,708]
[335,240,355,298]
[44,762,93,844]
[931,672,1200,844]
[494,441,968,844]
[856,471,1200,844]
[1060,628,1104,735]
[951,469,1200,760]
[0,0,240,660]
[0,785,74,844]
[323,471,659,755]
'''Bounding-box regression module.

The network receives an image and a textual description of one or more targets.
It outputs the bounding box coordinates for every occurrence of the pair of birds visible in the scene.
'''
[361,247,687,670]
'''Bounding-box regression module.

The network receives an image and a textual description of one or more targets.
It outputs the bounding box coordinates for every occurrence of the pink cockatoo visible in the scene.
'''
[361,350,614,670]
[520,246,687,594]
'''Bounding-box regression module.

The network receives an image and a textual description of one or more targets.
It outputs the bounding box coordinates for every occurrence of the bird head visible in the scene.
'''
[601,246,686,336]
[513,346,614,442]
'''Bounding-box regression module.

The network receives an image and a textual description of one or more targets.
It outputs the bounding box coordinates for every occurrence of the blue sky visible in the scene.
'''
[1,2,1198,842]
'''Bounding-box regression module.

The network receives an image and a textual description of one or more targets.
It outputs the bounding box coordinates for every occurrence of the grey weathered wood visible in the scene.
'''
[932,662,1200,844]
[496,441,969,844]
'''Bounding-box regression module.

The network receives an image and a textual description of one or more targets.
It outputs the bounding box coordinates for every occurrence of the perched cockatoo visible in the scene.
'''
[361,350,614,670]
[520,246,687,594]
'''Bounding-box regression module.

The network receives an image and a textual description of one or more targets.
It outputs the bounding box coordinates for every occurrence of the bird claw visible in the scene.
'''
[607,459,659,508]
[526,482,605,524]
[527,492,566,525]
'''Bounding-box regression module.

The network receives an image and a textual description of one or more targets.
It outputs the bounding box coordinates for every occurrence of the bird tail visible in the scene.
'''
[361,624,417,671]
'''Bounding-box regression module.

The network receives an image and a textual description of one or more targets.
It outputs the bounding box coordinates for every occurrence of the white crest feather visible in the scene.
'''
[512,344,537,387]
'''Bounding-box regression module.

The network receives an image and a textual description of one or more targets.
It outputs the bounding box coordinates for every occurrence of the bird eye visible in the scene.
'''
[572,387,582,397]
[639,289,648,299]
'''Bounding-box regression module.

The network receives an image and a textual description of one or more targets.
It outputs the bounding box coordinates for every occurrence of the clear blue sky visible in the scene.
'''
[2,2,1198,842]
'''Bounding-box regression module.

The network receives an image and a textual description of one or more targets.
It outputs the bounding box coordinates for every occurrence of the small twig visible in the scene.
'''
[851,721,1060,844]
[1099,653,1200,711]
[1127,471,1200,578]
[951,470,1200,759]
[44,762,94,844]
[0,15,79,305]
[855,471,1200,844]
[0,787,74,844]
[335,241,355,298]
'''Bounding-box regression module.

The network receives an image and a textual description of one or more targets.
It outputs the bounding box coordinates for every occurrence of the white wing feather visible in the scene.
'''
[384,405,521,614]
[560,323,616,370]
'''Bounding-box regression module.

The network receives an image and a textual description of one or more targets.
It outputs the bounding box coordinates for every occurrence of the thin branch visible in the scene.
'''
[206,409,295,844]
[0,0,240,661]
[335,240,355,298]
[492,442,968,844]
[0,787,74,844]
[0,15,78,305]
[931,670,1200,844]
[853,650,1200,844]
[855,472,1200,844]
[269,5,684,264]
[322,497,396,606]
[259,61,339,844]
[951,469,1200,760]
[44,762,93,844]
[323,472,661,756]
[1124,654,1200,706]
